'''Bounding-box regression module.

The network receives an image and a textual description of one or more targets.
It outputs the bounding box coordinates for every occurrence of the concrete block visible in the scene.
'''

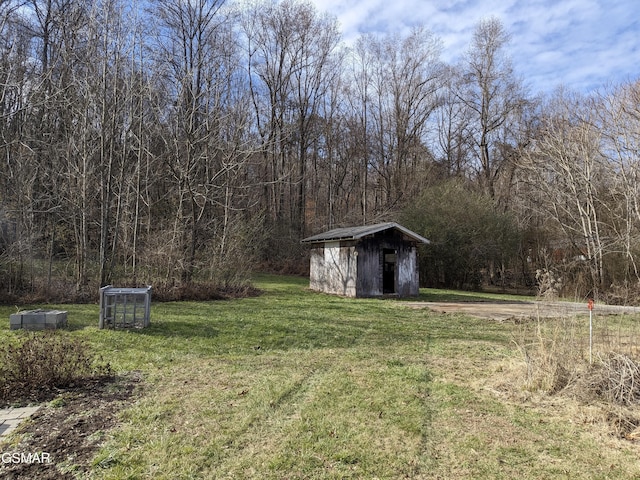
[8,309,68,330]
[22,312,45,325]
[9,313,22,330]
[23,323,46,331]
[45,310,67,326]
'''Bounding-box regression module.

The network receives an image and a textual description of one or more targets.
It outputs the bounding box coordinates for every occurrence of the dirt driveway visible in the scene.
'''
[402,300,640,321]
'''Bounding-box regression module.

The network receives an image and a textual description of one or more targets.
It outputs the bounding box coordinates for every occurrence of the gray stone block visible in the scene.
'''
[23,323,46,331]
[9,309,68,330]
[45,310,67,326]
[9,313,22,330]
[22,312,45,325]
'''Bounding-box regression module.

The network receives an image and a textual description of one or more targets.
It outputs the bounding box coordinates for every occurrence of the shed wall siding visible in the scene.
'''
[357,241,382,297]
[309,248,325,292]
[397,245,419,297]
[309,242,357,296]
[357,232,419,297]
[356,240,382,297]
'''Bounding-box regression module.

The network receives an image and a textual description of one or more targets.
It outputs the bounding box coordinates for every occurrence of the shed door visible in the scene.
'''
[383,249,397,294]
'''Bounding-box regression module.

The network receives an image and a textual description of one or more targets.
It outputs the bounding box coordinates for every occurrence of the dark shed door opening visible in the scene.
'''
[383,249,397,294]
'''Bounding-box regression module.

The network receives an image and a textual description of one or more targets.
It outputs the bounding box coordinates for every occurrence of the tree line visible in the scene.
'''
[0,0,639,302]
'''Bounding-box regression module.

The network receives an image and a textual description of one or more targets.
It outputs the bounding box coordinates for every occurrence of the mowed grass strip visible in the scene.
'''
[2,275,640,478]
[91,348,431,479]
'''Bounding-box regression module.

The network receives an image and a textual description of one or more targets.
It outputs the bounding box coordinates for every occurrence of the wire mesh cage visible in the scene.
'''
[99,285,152,329]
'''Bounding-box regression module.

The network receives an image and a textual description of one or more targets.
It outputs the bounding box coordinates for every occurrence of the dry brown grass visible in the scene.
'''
[587,352,640,406]
[507,313,640,443]
[514,319,584,394]
[426,338,640,479]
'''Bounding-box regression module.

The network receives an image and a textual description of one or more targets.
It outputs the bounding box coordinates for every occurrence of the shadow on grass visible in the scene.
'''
[123,309,509,356]
[122,316,372,353]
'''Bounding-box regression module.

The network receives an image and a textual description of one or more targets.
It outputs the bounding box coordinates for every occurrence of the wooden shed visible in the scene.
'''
[301,222,429,298]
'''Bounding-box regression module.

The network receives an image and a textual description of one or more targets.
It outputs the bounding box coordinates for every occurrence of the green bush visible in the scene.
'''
[0,332,112,405]
[401,179,521,289]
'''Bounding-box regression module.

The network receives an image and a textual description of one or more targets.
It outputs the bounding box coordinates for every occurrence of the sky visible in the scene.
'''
[307,0,640,95]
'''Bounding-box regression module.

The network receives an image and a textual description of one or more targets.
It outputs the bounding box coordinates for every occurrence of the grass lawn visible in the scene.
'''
[1,274,640,478]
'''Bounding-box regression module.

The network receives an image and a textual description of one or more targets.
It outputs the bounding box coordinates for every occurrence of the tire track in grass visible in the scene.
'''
[213,353,333,477]
[212,348,435,479]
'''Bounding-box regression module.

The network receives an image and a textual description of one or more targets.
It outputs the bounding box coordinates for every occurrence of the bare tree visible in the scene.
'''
[435,65,474,177]
[288,4,341,237]
[347,27,442,216]
[518,90,606,297]
[458,17,527,201]
[595,81,640,286]
[22,0,94,290]
[342,36,376,224]
[80,0,141,287]
[242,0,341,239]
[149,0,228,283]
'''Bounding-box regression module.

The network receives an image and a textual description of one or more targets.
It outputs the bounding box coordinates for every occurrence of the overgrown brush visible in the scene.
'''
[589,352,640,406]
[0,332,112,406]
[514,317,584,394]
[514,314,640,404]
[535,269,563,300]
[513,317,640,440]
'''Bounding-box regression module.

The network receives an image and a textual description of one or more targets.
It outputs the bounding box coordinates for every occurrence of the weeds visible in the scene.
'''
[535,269,563,300]
[513,312,640,442]
[514,316,584,394]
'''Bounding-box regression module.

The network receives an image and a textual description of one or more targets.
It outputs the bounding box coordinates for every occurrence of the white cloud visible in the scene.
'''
[308,0,640,94]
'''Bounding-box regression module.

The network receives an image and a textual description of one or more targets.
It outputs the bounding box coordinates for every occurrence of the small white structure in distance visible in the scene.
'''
[99,285,152,329]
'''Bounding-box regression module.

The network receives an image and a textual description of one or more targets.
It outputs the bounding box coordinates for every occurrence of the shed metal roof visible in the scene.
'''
[301,222,430,244]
